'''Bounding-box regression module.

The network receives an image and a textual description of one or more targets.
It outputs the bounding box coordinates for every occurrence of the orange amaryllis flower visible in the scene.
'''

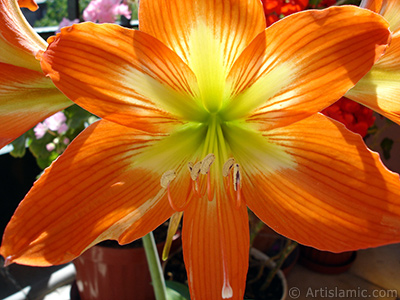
[0,0,71,149]
[2,1,400,299]
[346,0,400,124]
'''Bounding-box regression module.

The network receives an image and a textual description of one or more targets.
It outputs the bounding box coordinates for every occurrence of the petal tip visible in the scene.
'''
[18,0,38,11]
[3,255,15,267]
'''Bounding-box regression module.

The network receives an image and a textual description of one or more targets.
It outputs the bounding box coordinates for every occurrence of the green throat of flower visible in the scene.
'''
[135,105,295,203]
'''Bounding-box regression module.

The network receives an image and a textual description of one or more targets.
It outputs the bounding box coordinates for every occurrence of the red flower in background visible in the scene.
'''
[322,97,376,137]
[262,0,309,26]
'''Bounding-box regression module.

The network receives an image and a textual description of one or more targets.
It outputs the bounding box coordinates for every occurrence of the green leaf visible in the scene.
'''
[65,105,95,130]
[380,137,394,160]
[28,132,59,169]
[10,134,27,158]
[165,281,191,300]
[35,151,60,170]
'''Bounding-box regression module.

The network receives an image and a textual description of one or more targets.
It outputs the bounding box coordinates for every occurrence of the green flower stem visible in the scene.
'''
[142,232,168,300]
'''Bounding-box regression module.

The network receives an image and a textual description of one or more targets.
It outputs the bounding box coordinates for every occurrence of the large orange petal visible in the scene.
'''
[221,6,391,129]
[0,0,71,148]
[41,22,204,133]
[182,188,249,300]
[0,120,174,266]
[139,0,266,113]
[0,63,72,149]
[139,0,266,70]
[244,113,400,252]
[345,0,400,124]
[0,0,46,71]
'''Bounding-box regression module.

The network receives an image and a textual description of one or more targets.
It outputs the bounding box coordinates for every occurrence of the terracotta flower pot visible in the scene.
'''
[299,245,357,274]
[73,242,163,300]
[73,232,181,300]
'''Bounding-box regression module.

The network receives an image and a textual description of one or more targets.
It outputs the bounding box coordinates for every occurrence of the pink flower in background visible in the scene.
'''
[34,112,68,139]
[83,0,131,23]
[45,112,67,132]
[46,138,70,153]
[46,143,56,151]
[33,123,48,139]
[56,18,80,33]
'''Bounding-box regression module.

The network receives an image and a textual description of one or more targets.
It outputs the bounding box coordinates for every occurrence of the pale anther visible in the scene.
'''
[190,161,202,181]
[200,153,215,174]
[188,161,194,173]
[233,163,241,191]
[160,170,176,189]
[222,158,235,177]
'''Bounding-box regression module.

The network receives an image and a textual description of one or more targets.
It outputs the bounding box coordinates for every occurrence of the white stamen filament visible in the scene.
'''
[218,195,234,299]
